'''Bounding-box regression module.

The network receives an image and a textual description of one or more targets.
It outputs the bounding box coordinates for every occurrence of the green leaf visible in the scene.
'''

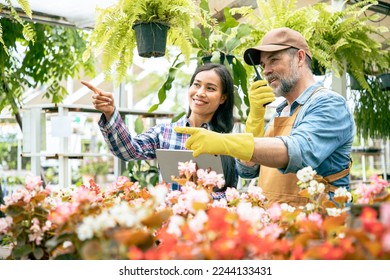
[134,116,144,134]
[45,233,74,250]
[12,244,32,259]
[149,55,185,113]
[148,104,160,113]
[171,111,186,123]
[33,247,44,260]
[22,23,35,43]
[16,0,32,18]
[5,205,24,217]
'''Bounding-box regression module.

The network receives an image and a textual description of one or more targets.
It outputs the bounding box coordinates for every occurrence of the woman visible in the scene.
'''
[81,63,237,196]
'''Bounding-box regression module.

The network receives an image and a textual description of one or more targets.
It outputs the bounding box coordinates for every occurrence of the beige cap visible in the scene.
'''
[244,27,312,65]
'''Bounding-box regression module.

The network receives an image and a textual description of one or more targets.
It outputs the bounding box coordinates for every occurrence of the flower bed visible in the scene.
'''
[0,162,389,260]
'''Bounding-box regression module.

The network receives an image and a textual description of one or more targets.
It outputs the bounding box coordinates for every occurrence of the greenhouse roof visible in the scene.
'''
[1,0,118,29]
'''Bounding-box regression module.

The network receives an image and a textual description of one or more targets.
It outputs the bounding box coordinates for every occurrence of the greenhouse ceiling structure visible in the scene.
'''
[1,0,390,49]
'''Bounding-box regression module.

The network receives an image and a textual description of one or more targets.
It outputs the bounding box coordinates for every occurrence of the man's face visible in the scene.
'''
[260,49,300,97]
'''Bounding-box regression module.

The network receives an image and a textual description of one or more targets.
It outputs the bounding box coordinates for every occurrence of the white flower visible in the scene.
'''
[296,166,316,182]
[95,211,116,230]
[149,184,168,205]
[211,198,228,208]
[305,203,315,211]
[76,221,95,241]
[172,199,188,215]
[63,241,73,248]
[326,208,342,216]
[225,187,240,202]
[184,189,209,213]
[167,215,185,236]
[334,187,352,203]
[308,186,317,196]
[188,210,208,233]
[296,212,307,221]
[317,183,325,193]
[247,186,265,201]
[309,180,318,188]
[280,203,296,213]
[236,202,263,225]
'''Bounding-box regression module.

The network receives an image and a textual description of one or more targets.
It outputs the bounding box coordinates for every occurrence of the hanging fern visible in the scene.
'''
[232,0,388,85]
[353,78,390,139]
[85,0,201,84]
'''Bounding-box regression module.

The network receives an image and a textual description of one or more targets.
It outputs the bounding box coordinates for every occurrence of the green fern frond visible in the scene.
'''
[22,22,35,43]
[1,0,35,48]
[0,24,8,55]
[16,0,32,19]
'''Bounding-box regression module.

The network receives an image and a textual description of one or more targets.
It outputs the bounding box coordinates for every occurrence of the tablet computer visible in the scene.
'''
[155,149,224,183]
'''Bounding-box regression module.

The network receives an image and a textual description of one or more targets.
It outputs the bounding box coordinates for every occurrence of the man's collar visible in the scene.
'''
[276,81,322,113]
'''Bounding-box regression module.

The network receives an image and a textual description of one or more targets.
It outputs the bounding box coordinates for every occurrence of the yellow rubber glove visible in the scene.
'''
[246,80,275,137]
[174,127,255,162]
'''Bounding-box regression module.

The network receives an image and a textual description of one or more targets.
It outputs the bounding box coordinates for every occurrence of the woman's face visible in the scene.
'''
[188,69,226,121]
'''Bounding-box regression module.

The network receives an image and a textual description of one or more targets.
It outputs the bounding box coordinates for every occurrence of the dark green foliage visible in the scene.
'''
[0,18,95,115]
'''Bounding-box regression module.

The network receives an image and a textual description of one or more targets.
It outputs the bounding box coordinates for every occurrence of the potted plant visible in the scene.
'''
[192,0,252,63]
[196,1,255,119]
[79,158,111,184]
[148,0,254,121]
[353,73,390,140]
[84,0,200,83]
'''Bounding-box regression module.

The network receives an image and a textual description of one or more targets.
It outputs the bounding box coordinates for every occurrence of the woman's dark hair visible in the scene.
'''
[187,63,237,189]
[187,63,235,133]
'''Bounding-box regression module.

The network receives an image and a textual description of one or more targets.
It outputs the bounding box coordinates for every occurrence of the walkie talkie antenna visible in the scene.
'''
[247,53,262,80]
[247,53,272,107]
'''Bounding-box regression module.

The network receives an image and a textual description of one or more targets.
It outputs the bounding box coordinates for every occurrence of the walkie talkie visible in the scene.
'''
[247,53,262,81]
[247,53,271,107]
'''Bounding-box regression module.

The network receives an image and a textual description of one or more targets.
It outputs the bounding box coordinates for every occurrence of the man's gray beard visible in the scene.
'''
[275,78,296,97]
[273,68,300,97]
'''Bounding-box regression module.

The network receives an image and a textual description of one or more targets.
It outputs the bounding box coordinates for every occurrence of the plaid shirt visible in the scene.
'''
[99,110,228,199]
[99,110,190,161]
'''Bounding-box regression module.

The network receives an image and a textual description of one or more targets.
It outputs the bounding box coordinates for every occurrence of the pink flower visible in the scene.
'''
[72,187,100,204]
[197,169,225,188]
[381,231,390,252]
[259,223,283,239]
[307,212,323,228]
[380,203,390,228]
[28,218,44,245]
[48,203,77,224]
[267,203,282,221]
[0,216,13,234]
[25,175,43,191]
[178,160,197,176]
[247,186,266,201]
[225,187,240,202]
[113,176,130,187]
[369,174,389,189]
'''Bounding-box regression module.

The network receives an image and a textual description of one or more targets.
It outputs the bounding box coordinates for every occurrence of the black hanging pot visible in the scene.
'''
[311,57,326,76]
[349,74,364,90]
[378,73,390,90]
[132,22,170,58]
[202,52,235,65]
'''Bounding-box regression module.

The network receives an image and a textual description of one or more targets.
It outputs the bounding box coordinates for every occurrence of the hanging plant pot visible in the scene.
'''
[132,22,170,58]
[378,73,390,90]
[350,74,364,90]
[311,57,326,76]
[202,52,235,65]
